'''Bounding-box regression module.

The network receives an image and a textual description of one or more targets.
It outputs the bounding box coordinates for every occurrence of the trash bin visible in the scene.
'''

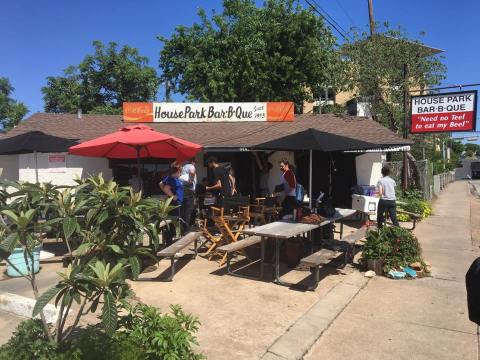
[6,245,42,277]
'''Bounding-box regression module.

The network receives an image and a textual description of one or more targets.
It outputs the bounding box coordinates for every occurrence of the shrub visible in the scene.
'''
[397,212,410,222]
[363,227,423,272]
[397,189,432,219]
[1,303,204,360]
[0,319,57,360]
[401,199,432,218]
[118,303,204,360]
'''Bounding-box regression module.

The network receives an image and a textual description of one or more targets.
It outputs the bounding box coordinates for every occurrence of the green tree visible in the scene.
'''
[158,0,343,110]
[465,142,480,158]
[42,41,160,114]
[342,23,446,133]
[0,77,28,130]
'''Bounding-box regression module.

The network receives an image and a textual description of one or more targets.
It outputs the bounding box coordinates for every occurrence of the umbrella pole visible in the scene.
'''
[34,151,39,183]
[136,146,141,192]
[309,149,313,208]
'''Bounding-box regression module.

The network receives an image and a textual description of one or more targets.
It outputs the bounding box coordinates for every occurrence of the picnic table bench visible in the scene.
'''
[396,209,422,230]
[217,235,264,279]
[300,249,342,290]
[300,226,370,290]
[156,231,201,281]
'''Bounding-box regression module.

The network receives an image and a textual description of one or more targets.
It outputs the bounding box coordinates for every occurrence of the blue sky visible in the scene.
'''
[1,0,479,139]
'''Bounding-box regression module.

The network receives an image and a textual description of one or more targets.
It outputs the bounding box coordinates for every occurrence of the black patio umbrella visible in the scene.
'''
[0,131,78,182]
[0,131,78,154]
[252,128,376,152]
[253,128,378,207]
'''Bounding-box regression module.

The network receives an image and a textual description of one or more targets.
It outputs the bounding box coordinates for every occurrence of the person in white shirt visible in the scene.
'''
[376,166,399,228]
[179,159,197,233]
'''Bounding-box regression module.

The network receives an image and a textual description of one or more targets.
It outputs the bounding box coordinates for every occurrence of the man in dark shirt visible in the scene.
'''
[205,156,232,200]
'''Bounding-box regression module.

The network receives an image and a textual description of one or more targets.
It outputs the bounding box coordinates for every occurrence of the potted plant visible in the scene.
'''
[0,182,62,277]
[362,228,390,274]
[362,226,423,275]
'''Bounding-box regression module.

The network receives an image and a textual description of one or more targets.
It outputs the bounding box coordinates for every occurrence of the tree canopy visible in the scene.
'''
[158,0,342,110]
[0,77,28,130]
[42,41,160,114]
[341,24,446,133]
[465,143,480,157]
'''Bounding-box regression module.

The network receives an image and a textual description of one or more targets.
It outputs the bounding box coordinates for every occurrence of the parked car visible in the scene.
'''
[471,161,480,179]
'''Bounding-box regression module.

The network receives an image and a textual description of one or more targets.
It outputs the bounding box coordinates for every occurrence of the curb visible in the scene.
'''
[469,181,479,197]
[0,292,66,324]
[261,273,370,360]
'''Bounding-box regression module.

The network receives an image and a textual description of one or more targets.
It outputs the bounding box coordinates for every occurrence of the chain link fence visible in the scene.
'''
[383,159,434,200]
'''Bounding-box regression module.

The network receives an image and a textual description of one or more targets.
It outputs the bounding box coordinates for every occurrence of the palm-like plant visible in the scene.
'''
[0,175,177,344]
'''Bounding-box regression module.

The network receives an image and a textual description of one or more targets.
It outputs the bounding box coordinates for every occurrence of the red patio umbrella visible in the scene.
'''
[68,124,202,189]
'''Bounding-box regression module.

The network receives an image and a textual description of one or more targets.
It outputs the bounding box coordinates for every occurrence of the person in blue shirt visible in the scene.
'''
[159,163,183,246]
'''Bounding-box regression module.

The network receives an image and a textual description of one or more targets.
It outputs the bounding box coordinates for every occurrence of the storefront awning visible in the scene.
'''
[343,145,411,153]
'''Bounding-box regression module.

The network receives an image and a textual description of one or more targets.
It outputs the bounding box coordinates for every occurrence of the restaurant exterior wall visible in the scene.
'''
[0,155,19,182]
[18,153,112,185]
[355,152,385,186]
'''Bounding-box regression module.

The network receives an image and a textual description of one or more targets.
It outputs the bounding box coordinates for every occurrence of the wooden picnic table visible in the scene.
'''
[243,208,356,286]
[244,221,317,285]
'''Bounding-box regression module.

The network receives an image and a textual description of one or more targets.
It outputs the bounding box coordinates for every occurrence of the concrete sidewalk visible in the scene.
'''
[305,181,479,360]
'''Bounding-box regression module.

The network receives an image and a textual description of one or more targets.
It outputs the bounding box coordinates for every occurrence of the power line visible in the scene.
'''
[310,0,352,38]
[334,0,357,29]
[409,83,480,93]
[303,0,353,41]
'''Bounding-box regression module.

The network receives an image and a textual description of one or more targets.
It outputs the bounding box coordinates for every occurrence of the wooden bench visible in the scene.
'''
[320,227,370,264]
[156,231,201,281]
[339,227,369,263]
[217,235,264,279]
[299,227,371,290]
[397,209,422,230]
[299,249,342,290]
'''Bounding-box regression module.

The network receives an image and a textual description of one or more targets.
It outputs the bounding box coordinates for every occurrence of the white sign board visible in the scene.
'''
[411,90,477,133]
[122,101,295,123]
[153,102,266,122]
[48,154,66,173]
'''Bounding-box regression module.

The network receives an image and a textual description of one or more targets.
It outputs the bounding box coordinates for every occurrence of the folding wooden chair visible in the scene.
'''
[197,217,223,256]
[250,196,281,225]
[209,196,251,265]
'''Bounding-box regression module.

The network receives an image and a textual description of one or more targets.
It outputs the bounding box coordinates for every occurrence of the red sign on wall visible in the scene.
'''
[410,90,477,133]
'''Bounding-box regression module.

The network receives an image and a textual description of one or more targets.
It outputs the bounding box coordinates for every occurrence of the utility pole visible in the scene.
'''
[368,0,375,35]
[403,64,409,192]
[165,79,171,102]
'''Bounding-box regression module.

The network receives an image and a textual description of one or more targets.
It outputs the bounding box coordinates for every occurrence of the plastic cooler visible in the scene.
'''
[352,194,379,214]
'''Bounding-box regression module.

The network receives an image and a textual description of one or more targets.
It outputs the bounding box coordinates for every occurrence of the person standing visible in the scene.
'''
[376,166,399,228]
[227,166,238,196]
[278,158,297,219]
[205,156,232,203]
[159,163,184,246]
[180,158,197,233]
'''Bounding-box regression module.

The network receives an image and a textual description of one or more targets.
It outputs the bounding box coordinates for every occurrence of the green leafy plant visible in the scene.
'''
[118,303,204,360]
[397,213,410,222]
[397,189,432,219]
[1,304,204,360]
[0,175,177,345]
[0,319,57,360]
[400,199,432,218]
[363,227,423,272]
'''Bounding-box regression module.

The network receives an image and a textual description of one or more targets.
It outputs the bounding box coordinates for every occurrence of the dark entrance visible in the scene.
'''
[295,151,358,208]
[204,152,257,196]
